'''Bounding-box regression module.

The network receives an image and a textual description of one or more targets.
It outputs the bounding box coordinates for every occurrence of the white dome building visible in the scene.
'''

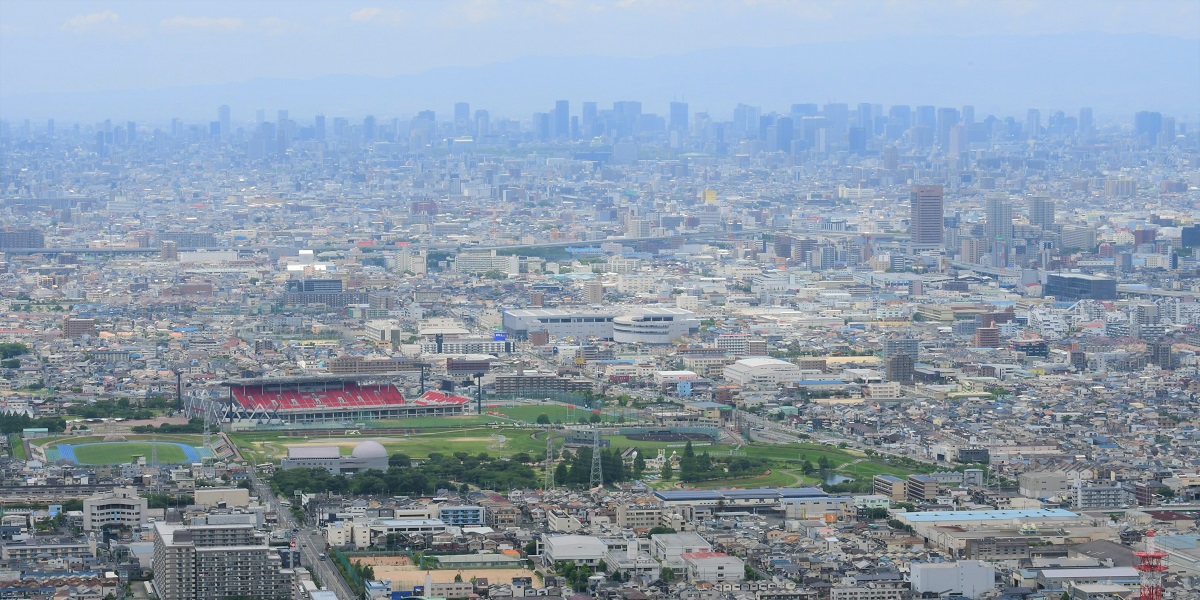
[280,440,390,474]
[352,440,388,460]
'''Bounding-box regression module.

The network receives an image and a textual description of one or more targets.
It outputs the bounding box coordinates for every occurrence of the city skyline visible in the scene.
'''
[1,1,1198,120]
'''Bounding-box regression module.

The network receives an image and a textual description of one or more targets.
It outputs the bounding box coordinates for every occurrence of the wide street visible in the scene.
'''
[250,468,357,600]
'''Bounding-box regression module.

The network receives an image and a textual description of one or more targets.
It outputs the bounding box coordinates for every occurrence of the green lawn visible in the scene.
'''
[368,416,507,428]
[836,459,913,479]
[9,435,26,460]
[39,433,205,446]
[687,469,804,489]
[741,443,862,464]
[598,435,732,456]
[230,427,549,462]
[489,404,580,423]
[68,442,188,465]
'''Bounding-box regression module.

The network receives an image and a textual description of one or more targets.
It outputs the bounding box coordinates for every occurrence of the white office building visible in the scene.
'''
[722,357,803,387]
[612,307,699,344]
[83,486,148,531]
[542,534,608,567]
[503,306,697,344]
[910,561,995,600]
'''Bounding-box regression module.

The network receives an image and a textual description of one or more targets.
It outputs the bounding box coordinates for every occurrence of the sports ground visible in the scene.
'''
[37,435,214,465]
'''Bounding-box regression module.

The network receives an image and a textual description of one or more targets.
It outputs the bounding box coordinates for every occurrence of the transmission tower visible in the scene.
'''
[150,434,161,495]
[588,425,604,489]
[543,439,555,490]
[202,398,213,450]
[1134,530,1167,600]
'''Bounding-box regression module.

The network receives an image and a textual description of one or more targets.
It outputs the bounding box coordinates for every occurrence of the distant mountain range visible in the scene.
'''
[3,33,1197,123]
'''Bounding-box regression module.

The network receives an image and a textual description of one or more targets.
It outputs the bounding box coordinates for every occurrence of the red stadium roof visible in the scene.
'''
[412,390,471,405]
[231,383,406,411]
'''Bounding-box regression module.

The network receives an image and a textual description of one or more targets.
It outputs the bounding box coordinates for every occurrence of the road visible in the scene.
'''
[737,411,927,465]
[249,468,358,600]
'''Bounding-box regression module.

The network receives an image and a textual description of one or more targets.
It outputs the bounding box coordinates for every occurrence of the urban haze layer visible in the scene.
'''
[0,96,1199,600]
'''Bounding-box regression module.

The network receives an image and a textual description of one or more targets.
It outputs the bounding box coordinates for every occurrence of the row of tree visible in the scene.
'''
[270,452,542,496]
[0,413,66,435]
[131,418,204,434]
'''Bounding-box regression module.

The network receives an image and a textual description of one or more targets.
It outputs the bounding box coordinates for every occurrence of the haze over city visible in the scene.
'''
[3,2,1200,600]
[1,0,1198,120]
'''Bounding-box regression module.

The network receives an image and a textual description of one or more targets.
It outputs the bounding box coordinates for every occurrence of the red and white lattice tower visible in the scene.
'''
[1134,530,1168,600]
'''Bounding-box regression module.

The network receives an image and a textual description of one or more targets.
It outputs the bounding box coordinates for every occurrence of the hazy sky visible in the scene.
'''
[2,0,1198,97]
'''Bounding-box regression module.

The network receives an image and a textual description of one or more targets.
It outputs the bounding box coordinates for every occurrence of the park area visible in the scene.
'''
[229,420,922,493]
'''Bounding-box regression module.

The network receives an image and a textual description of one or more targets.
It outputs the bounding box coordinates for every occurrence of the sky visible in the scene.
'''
[2,0,1198,97]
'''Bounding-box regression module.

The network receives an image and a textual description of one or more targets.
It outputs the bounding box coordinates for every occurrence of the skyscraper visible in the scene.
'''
[1078,107,1093,139]
[1029,194,1055,230]
[582,101,597,137]
[217,105,230,140]
[1134,111,1162,147]
[936,107,959,149]
[454,102,470,135]
[909,185,944,248]
[554,100,569,139]
[363,115,376,142]
[984,194,1013,243]
[1026,109,1041,139]
[474,109,489,138]
[669,101,688,133]
[152,521,294,600]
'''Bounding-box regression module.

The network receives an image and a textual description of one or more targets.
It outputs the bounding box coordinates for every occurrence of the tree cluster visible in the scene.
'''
[678,441,771,483]
[131,418,204,434]
[0,413,66,435]
[270,452,540,496]
[551,446,628,487]
[67,397,174,420]
[0,343,29,360]
[555,561,600,592]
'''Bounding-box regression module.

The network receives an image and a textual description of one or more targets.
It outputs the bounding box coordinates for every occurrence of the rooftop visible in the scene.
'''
[901,509,1080,522]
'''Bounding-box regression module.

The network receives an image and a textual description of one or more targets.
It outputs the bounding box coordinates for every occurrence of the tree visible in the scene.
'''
[389,452,412,467]
[683,441,695,458]
[454,573,463,583]
[648,526,676,535]
[661,567,676,583]
[867,508,890,520]
[661,460,673,481]
[536,414,551,425]
[633,452,646,478]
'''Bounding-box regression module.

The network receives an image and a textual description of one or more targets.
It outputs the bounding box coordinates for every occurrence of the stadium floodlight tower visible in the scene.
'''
[472,373,484,416]
[1134,530,1167,600]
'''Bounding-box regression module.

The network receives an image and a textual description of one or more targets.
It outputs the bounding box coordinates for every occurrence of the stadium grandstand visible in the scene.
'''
[218,376,469,426]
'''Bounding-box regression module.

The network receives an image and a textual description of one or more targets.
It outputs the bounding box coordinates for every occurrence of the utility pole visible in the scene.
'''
[544,438,555,490]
